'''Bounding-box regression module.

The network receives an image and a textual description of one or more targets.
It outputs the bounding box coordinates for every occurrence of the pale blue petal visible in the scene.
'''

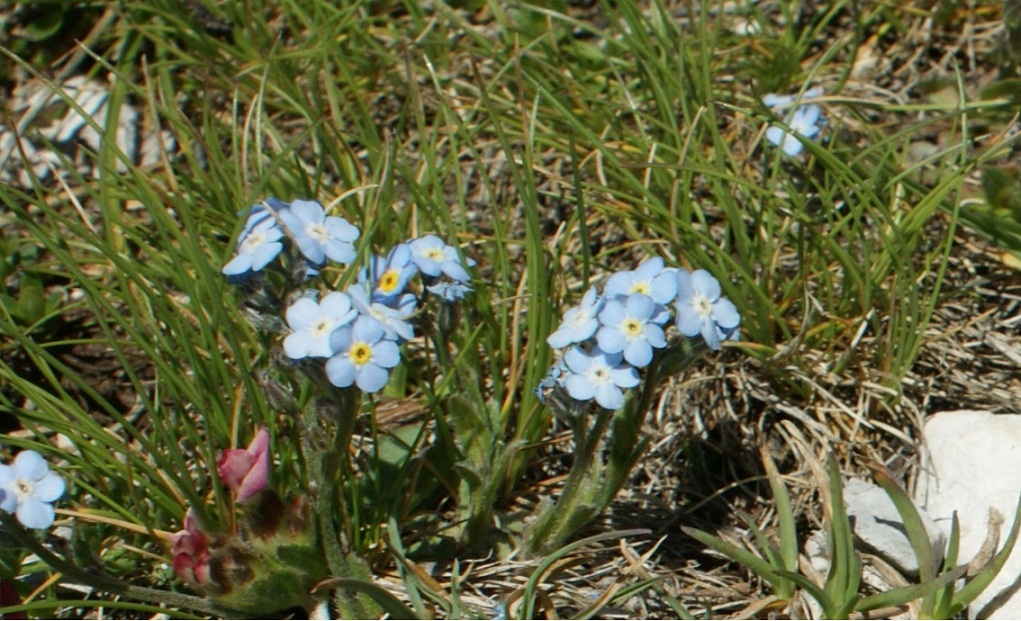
[691,270,721,300]
[565,375,596,401]
[285,298,321,330]
[372,340,401,369]
[249,242,283,270]
[782,135,804,157]
[596,326,626,354]
[765,125,786,147]
[353,315,385,343]
[441,260,471,283]
[324,240,356,264]
[676,269,694,301]
[598,299,626,326]
[17,498,54,529]
[356,363,389,393]
[325,356,356,388]
[713,299,741,329]
[611,365,641,389]
[701,320,722,350]
[623,340,653,367]
[290,199,325,223]
[644,324,667,348]
[14,451,48,481]
[35,472,64,502]
[593,384,624,410]
[221,253,253,276]
[626,293,655,319]
[325,217,359,242]
[676,310,703,337]
[563,347,591,374]
[293,235,326,264]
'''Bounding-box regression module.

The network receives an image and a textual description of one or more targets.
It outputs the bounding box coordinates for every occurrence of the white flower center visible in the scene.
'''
[14,478,33,501]
[310,318,333,339]
[620,318,643,338]
[585,363,613,385]
[305,223,329,243]
[424,248,445,261]
[692,293,714,318]
[629,282,650,296]
[240,232,266,253]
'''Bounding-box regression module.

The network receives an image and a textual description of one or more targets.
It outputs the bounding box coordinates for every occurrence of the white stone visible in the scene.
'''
[844,478,945,577]
[915,410,1021,619]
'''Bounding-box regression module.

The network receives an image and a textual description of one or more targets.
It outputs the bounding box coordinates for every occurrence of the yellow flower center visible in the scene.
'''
[350,342,373,365]
[629,282,650,296]
[378,270,400,294]
[621,318,643,338]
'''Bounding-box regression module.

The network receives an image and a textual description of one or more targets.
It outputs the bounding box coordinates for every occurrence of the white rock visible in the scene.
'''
[915,410,1021,619]
[844,478,945,577]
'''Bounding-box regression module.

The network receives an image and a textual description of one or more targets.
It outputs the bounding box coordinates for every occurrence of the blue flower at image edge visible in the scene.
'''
[562,346,640,410]
[325,316,402,392]
[675,269,740,350]
[0,450,65,529]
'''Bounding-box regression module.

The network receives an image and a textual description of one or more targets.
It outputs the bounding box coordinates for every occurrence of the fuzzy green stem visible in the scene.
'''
[0,517,244,618]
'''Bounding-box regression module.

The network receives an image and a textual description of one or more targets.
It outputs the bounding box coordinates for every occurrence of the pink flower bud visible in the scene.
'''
[217,427,270,503]
[169,512,212,586]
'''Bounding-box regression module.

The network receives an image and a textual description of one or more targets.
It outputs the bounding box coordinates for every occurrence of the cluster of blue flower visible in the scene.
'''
[763,87,826,157]
[222,198,473,393]
[540,258,739,410]
[0,450,64,530]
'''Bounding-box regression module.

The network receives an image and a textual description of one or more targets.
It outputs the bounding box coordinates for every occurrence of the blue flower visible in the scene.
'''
[604,258,678,307]
[282,291,357,359]
[325,316,401,392]
[408,235,472,282]
[562,346,639,410]
[596,293,668,367]
[763,88,825,157]
[278,199,360,266]
[547,287,604,349]
[426,281,473,302]
[347,285,416,343]
[360,244,417,304]
[675,269,740,350]
[222,205,285,276]
[0,450,65,529]
[534,360,567,403]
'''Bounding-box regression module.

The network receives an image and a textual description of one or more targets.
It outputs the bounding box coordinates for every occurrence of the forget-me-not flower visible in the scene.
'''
[596,293,668,367]
[222,206,286,276]
[675,269,740,351]
[426,281,473,302]
[604,258,677,306]
[325,316,402,392]
[547,287,604,349]
[347,285,416,343]
[283,291,357,359]
[408,235,472,282]
[278,199,359,266]
[763,88,825,157]
[562,346,640,410]
[0,450,65,529]
[361,244,418,304]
